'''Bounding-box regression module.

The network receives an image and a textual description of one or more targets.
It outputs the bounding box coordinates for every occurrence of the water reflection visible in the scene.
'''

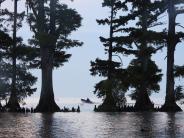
[38,114,55,138]
[0,112,184,138]
[135,113,155,137]
[165,113,176,137]
[0,113,37,138]
[164,113,184,138]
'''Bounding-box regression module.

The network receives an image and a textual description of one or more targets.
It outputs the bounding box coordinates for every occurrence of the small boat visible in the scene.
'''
[81,98,94,104]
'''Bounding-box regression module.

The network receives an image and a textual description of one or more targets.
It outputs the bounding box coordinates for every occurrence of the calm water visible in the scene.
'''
[0,112,184,138]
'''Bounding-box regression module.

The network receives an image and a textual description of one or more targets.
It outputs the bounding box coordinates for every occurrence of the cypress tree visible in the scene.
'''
[161,0,184,112]
[113,0,166,111]
[90,0,130,111]
[26,0,82,112]
[0,0,37,111]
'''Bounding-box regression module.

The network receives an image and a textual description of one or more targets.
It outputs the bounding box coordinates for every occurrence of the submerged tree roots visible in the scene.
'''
[94,103,182,112]
[160,103,182,112]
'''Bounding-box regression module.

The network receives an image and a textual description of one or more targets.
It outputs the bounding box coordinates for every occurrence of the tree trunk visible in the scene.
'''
[161,43,181,111]
[35,0,60,112]
[134,86,154,111]
[134,57,154,111]
[161,0,182,112]
[7,0,20,111]
[134,9,153,111]
[35,47,60,112]
[96,2,118,112]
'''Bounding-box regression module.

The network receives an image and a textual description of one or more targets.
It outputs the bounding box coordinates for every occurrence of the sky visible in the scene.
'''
[1,0,184,105]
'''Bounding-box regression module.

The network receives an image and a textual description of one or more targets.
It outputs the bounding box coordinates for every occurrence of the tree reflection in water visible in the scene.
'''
[0,113,184,138]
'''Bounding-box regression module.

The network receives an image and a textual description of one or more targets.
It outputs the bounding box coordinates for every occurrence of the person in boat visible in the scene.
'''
[81,98,93,104]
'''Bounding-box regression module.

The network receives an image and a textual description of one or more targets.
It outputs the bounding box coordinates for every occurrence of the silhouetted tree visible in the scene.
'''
[161,0,184,111]
[174,85,184,102]
[0,31,12,104]
[112,0,166,111]
[0,62,11,106]
[0,0,37,111]
[175,65,184,78]
[26,0,82,112]
[172,66,184,103]
[90,0,130,111]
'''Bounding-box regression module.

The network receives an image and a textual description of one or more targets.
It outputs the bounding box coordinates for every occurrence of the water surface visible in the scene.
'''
[0,112,184,138]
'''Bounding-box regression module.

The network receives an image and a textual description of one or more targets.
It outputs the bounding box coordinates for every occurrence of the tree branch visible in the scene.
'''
[26,0,38,19]
[176,9,184,15]
[153,46,164,54]
[177,24,184,29]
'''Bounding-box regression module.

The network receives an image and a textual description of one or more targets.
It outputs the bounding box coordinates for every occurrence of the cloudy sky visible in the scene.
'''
[1,0,184,105]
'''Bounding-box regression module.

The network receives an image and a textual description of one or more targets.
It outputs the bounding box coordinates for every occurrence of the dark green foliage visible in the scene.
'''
[0,1,37,106]
[174,66,184,102]
[0,62,37,102]
[90,59,121,77]
[0,62,11,101]
[127,59,162,100]
[26,0,82,112]
[175,65,184,78]
[91,0,130,111]
[15,64,37,101]
[91,0,166,111]
[0,30,12,47]
[111,0,165,108]
[0,31,12,100]
[26,0,83,68]
[175,85,184,101]
[0,31,11,102]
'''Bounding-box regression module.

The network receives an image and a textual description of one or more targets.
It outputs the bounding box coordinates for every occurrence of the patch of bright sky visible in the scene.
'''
[1,0,184,105]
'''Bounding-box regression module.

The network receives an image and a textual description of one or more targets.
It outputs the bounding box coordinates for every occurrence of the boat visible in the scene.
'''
[81,98,94,104]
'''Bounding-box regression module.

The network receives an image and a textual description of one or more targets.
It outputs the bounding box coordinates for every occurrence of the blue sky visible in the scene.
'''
[2,0,184,105]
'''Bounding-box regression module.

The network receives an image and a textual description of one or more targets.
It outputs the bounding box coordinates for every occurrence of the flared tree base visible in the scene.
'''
[95,103,120,112]
[160,102,182,112]
[94,96,119,112]
[134,98,154,112]
[6,98,21,112]
[35,100,60,113]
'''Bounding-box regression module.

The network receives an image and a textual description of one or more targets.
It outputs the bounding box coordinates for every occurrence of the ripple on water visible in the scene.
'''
[0,112,184,138]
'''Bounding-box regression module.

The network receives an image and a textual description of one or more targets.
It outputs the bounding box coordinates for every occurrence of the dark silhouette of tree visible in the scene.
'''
[90,0,130,111]
[0,65,10,104]
[128,0,165,111]
[161,0,184,112]
[175,65,184,78]
[0,0,37,111]
[112,0,166,111]
[0,31,12,105]
[6,0,21,111]
[26,0,82,112]
[174,86,184,102]
[172,66,184,103]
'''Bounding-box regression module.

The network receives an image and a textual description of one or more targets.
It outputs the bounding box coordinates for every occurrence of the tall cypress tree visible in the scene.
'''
[90,0,131,111]
[8,0,20,110]
[26,0,82,112]
[161,0,184,111]
[112,0,166,111]
[0,0,37,111]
